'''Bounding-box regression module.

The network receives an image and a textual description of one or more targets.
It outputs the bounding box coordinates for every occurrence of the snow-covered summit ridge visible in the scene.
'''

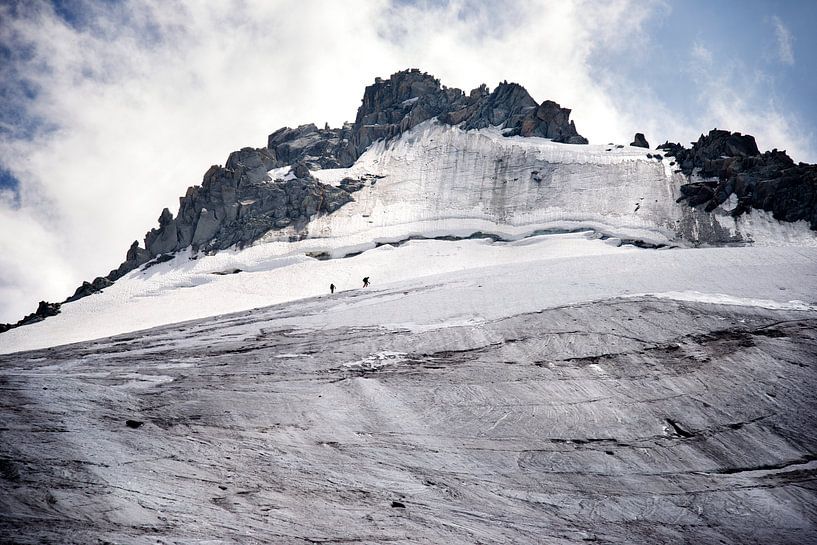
[2,68,816,334]
[126,69,589,266]
[1,68,597,332]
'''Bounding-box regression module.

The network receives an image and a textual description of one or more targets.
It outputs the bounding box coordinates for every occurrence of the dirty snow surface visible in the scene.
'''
[2,234,817,544]
[2,121,817,543]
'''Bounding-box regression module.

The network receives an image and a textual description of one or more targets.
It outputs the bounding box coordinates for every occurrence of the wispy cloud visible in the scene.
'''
[772,15,795,66]
[691,42,713,65]
[683,37,812,162]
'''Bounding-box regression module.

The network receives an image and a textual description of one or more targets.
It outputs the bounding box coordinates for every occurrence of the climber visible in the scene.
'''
[362,277,370,288]
[330,283,335,294]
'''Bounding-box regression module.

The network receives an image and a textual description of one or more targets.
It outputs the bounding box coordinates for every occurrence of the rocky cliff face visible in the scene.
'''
[106,69,590,281]
[2,69,593,332]
[105,152,358,281]
[352,70,587,159]
[660,130,817,228]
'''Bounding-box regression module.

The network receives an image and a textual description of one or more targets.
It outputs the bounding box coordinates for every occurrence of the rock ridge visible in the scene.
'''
[2,68,593,331]
[94,70,592,286]
[660,129,817,228]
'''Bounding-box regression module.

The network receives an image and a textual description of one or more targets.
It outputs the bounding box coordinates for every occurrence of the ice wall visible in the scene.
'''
[304,120,814,248]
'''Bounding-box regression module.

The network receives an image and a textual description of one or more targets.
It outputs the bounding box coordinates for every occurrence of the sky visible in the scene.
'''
[0,0,815,323]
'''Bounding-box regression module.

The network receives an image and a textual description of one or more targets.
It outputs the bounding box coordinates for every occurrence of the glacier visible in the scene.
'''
[2,121,816,353]
[1,247,815,543]
[1,81,816,544]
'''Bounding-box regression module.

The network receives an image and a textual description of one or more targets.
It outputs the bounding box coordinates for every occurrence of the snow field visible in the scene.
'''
[2,231,816,354]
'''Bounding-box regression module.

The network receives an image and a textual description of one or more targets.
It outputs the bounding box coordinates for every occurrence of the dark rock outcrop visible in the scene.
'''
[515,100,588,143]
[660,130,760,176]
[353,70,468,153]
[630,133,649,148]
[66,277,114,302]
[662,130,817,228]
[140,151,358,259]
[355,70,588,148]
[108,242,152,281]
[0,301,61,333]
[267,124,356,170]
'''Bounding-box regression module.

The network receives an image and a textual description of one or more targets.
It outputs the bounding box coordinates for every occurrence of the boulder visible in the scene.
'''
[630,133,649,148]
[66,277,114,302]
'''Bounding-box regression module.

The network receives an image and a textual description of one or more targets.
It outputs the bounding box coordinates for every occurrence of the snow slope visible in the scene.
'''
[2,247,816,545]
[2,120,817,545]
[1,120,816,353]
[1,231,815,354]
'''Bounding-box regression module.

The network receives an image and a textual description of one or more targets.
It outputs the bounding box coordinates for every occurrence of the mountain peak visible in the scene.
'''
[3,69,814,334]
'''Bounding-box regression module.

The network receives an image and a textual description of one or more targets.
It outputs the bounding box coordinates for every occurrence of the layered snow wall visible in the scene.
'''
[284,120,815,251]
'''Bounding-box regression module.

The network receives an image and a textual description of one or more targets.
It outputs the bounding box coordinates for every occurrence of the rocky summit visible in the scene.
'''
[2,68,816,332]
[661,130,817,228]
[112,69,589,282]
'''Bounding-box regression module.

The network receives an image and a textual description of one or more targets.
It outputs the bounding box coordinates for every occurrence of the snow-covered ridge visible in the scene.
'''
[2,119,815,350]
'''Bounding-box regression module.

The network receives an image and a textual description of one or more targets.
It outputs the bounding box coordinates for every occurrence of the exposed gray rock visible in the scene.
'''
[354,70,588,148]
[660,130,760,175]
[65,277,114,303]
[459,81,537,130]
[662,129,817,228]
[631,132,649,148]
[144,208,179,256]
[516,99,588,144]
[191,208,220,248]
[291,161,313,180]
[108,241,152,281]
[352,70,467,154]
[267,123,355,170]
[0,301,61,333]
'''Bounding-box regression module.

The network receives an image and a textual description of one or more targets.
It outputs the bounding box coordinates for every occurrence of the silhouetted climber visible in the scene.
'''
[330,283,335,294]
[362,277,370,288]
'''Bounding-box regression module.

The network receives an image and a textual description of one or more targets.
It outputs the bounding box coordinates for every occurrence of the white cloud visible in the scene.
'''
[772,15,795,66]
[682,39,813,162]
[0,0,813,323]
[691,42,713,65]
